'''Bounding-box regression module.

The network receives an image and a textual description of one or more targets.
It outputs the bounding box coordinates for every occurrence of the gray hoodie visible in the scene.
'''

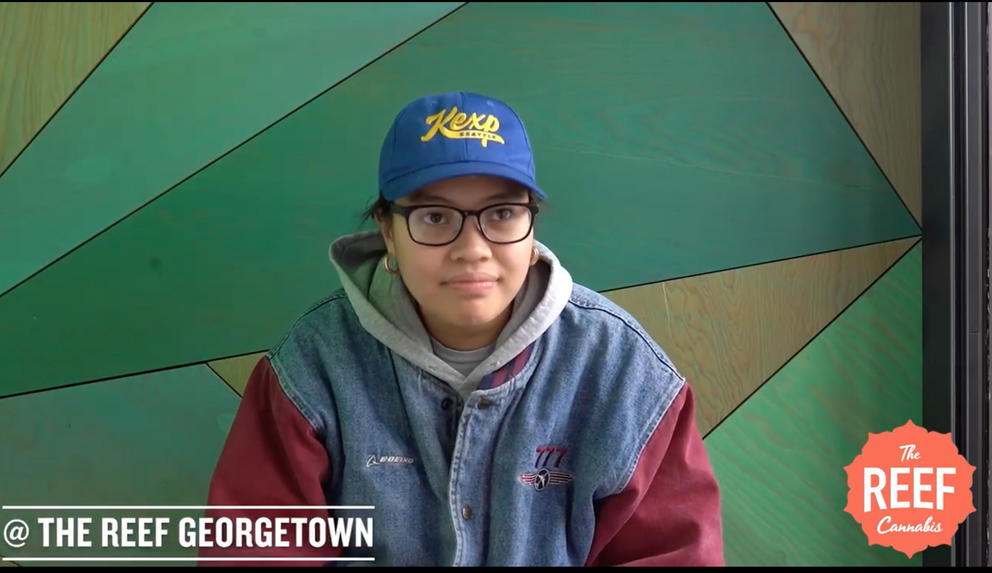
[328,230,574,399]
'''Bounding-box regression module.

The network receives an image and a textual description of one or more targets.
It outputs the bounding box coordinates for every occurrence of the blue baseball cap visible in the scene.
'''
[378,92,545,202]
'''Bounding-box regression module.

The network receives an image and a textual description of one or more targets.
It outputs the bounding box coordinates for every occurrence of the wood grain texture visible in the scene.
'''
[0,2,149,174]
[770,2,921,225]
[208,352,266,396]
[707,243,921,566]
[0,2,462,301]
[604,237,917,436]
[0,2,921,398]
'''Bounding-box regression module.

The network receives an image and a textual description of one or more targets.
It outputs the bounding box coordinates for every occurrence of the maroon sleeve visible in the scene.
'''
[198,356,340,566]
[585,383,725,566]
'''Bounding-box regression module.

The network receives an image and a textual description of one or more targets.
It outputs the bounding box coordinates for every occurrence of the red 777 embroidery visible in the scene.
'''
[520,444,573,491]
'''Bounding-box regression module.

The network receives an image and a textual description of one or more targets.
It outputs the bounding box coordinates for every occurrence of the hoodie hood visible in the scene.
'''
[328,230,573,397]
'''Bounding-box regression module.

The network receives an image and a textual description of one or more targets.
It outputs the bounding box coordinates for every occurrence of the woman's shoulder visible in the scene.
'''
[268,288,361,354]
[562,283,654,336]
[559,282,684,380]
[565,283,635,317]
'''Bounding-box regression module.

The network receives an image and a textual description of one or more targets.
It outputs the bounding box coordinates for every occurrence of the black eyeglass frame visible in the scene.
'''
[387,202,541,246]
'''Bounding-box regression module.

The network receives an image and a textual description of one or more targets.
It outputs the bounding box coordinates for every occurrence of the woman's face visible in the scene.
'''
[377,175,539,350]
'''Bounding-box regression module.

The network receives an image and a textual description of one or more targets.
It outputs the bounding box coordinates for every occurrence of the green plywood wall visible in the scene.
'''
[0,2,925,567]
[706,242,922,566]
[0,365,236,505]
[605,237,917,436]
[771,2,922,225]
[0,1,462,296]
[0,365,238,563]
[0,2,150,175]
[0,2,919,398]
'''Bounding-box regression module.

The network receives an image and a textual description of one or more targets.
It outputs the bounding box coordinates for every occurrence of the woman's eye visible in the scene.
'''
[421,210,449,225]
[487,207,517,222]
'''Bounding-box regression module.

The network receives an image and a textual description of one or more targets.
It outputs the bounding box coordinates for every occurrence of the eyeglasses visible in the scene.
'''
[387,202,540,246]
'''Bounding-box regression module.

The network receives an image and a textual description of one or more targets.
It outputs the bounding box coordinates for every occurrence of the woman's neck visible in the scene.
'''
[421,303,513,351]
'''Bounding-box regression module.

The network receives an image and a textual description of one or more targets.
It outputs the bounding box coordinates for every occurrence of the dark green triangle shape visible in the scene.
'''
[0,365,237,560]
[0,2,920,397]
[0,1,462,295]
[705,242,921,565]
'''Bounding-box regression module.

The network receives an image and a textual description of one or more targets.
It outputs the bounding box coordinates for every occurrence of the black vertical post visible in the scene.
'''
[921,1,989,567]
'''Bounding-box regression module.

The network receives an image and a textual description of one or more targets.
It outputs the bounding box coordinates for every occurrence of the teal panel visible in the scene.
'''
[0,365,238,564]
[0,1,462,295]
[706,243,922,566]
[0,2,920,396]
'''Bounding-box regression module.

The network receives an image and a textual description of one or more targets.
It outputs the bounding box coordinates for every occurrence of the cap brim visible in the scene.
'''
[381,160,546,201]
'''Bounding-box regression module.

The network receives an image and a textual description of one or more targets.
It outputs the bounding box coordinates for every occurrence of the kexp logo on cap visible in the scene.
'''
[844,420,976,558]
[378,92,546,202]
[421,107,504,147]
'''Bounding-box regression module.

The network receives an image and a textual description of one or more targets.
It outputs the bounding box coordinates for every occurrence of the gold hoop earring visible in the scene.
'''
[382,254,400,275]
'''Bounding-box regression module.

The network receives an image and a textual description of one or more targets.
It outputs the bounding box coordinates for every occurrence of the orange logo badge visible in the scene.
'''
[844,420,975,558]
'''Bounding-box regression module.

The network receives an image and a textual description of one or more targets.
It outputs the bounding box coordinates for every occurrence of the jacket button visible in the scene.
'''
[461,505,473,520]
[441,398,453,410]
[477,399,492,409]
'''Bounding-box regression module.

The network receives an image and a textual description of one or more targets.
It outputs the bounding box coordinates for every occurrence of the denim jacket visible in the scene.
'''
[200,232,724,566]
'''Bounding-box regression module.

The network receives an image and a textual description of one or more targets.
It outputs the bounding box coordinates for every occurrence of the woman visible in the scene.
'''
[201,92,725,566]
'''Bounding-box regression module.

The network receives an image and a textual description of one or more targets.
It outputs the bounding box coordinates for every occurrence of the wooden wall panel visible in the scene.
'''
[707,243,921,566]
[771,2,921,224]
[605,237,916,435]
[208,352,266,396]
[0,2,149,174]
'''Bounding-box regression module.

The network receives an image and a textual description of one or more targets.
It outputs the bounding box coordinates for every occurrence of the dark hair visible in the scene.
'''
[360,195,392,226]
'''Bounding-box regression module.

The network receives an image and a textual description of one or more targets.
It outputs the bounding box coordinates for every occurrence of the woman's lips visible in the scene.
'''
[444,273,499,293]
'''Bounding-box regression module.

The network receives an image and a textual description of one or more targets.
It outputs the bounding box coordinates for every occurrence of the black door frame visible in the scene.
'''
[921,1,989,567]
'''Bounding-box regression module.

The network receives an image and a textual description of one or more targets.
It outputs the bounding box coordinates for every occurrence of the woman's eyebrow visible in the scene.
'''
[406,191,452,204]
